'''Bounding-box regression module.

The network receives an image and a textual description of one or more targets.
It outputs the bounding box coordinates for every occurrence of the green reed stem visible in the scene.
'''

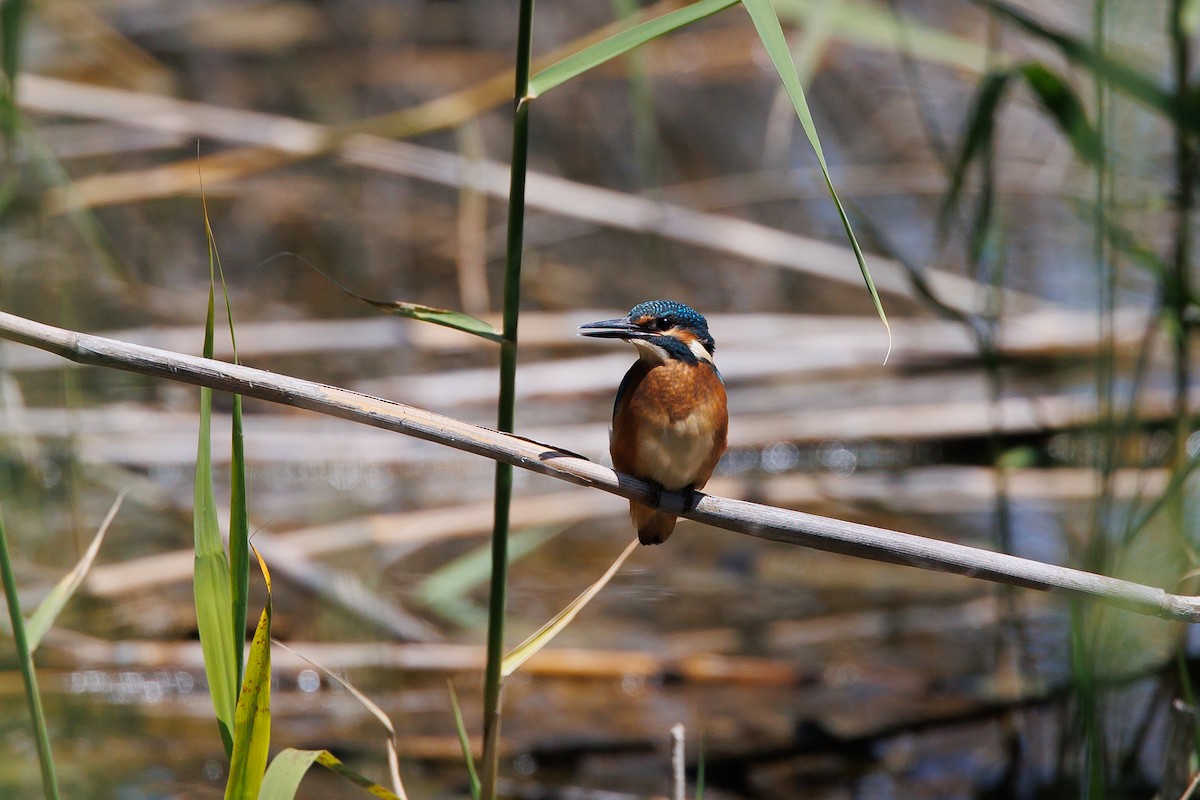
[481,1,535,797]
[1092,0,1117,546]
[1169,0,1194,505]
[0,509,60,800]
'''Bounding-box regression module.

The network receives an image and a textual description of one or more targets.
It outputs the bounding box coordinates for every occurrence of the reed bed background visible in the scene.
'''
[0,0,1197,798]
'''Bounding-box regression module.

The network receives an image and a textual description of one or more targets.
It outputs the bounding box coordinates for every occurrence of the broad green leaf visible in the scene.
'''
[528,0,738,98]
[26,489,126,651]
[448,681,480,800]
[225,548,272,800]
[418,527,557,627]
[259,748,404,800]
[971,0,1191,130]
[501,537,638,677]
[1017,63,1102,166]
[940,69,1011,233]
[739,0,890,357]
[195,281,237,757]
[258,749,321,799]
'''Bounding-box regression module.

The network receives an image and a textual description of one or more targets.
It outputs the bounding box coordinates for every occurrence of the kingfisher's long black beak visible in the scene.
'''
[579,316,643,340]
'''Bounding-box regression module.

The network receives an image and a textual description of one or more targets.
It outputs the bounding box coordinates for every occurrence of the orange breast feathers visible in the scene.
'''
[609,359,728,492]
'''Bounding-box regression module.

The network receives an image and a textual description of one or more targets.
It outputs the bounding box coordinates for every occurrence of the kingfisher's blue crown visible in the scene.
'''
[628,300,715,356]
[634,297,709,331]
[628,300,705,328]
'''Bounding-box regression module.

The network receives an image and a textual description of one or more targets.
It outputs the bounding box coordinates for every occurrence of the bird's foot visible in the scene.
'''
[683,484,699,513]
[646,481,664,510]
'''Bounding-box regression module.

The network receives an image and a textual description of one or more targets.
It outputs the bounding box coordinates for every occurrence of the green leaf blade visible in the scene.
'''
[224,551,272,800]
[259,749,322,800]
[528,0,739,98]
[972,0,1187,127]
[448,682,480,800]
[0,508,61,800]
[205,192,251,694]
[26,489,125,651]
[195,284,238,757]
[738,0,890,354]
[1017,62,1103,166]
[940,68,1012,231]
[377,302,505,343]
[229,393,249,690]
[224,611,271,800]
[259,748,406,798]
[501,537,638,677]
[774,0,992,73]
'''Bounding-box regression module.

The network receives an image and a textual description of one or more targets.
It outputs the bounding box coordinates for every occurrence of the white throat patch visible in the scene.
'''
[631,336,714,365]
[686,337,714,363]
[631,339,670,365]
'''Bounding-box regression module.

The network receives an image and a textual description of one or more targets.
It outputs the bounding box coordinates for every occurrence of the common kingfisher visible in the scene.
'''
[580,300,728,545]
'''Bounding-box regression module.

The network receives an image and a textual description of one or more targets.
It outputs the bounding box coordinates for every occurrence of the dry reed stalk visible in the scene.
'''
[0,310,1195,621]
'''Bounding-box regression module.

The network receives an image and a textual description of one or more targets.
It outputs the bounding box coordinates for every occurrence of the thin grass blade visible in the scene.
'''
[224,547,272,800]
[1017,63,1102,165]
[26,488,127,651]
[0,507,60,800]
[528,0,738,98]
[944,63,1101,237]
[194,281,238,756]
[448,681,481,800]
[501,537,638,677]
[1089,206,1168,279]
[203,190,250,689]
[313,751,404,798]
[940,68,1011,233]
[273,640,408,800]
[739,0,890,357]
[970,0,1188,127]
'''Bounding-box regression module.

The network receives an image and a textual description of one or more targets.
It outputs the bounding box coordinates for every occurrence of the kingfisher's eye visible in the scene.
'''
[654,317,672,331]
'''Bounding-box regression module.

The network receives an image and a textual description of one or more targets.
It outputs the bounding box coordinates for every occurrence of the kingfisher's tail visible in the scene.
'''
[630,501,677,545]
